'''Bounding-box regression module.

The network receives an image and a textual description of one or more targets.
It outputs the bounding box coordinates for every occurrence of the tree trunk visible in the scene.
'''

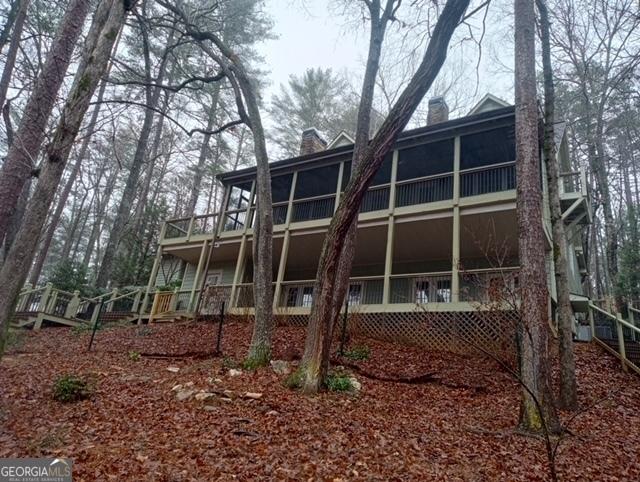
[94,22,173,288]
[0,0,23,51]
[514,0,561,434]
[300,0,471,393]
[321,1,395,369]
[536,0,577,411]
[0,0,29,115]
[0,0,89,248]
[0,0,131,356]
[83,168,116,267]
[187,87,220,214]
[28,65,117,285]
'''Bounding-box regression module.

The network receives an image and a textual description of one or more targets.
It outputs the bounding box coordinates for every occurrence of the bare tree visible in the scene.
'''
[0,0,134,356]
[514,0,560,434]
[300,0,473,393]
[536,0,577,410]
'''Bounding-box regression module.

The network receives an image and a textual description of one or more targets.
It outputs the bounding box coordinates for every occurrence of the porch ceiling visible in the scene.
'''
[460,209,518,261]
[393,217,453,263]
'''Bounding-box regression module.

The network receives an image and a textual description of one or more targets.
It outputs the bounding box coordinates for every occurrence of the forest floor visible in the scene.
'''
[1,321,639,481]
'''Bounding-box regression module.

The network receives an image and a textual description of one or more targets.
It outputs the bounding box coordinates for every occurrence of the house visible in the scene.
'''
[140,94,591,352]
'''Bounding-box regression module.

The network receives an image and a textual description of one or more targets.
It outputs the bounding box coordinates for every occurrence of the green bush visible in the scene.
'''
[52,375,94,403]
[344,344,371,361]
[325,373,354,392]
[283,370,304,389]
[128,351,141,362]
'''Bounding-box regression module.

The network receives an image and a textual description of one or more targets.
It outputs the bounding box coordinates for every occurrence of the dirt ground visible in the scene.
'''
[1,321,639,481]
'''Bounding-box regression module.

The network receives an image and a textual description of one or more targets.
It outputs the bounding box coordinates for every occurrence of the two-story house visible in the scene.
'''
[141,94,590,353]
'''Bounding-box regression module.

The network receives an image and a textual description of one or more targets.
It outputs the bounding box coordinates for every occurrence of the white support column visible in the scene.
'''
[273,231,291,309]
[189,241,209,311]
[616,313,628,372]
[140,222,166,319]
[64,290,81,319]
[334,161,344,212]
[107,288,119,312]
[229,237,248,308]
[451,136,461,302]
[383,150,399,304]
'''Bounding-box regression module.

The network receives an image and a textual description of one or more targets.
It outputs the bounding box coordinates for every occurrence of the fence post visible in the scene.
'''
[38,283,53,313]
[616,313,627,373]
[588,306,595,339]
[169,288,179,311]
[629,303,636,342]
[132,289,142,313]
[107,288,119,312]
[90,301,101,327]
[64,290,81,319]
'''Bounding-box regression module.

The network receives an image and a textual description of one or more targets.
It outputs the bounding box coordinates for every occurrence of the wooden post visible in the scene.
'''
[451,136,461,302]
[107,288,119,312]
[383,150,398,305]
[628,303,636,342]
[229,237,248,309]
[90,300,102,327]
[334,161,344,212]
[169,287,179,311]
[131,289,142,313]
[588,305,595,339]
[273,231,292,309]
[616,313,627,372]
[64,290,81,319]
[186,215,196,241]
[140,232,164,322]
[189,241,209,311]
[38,282,53,313]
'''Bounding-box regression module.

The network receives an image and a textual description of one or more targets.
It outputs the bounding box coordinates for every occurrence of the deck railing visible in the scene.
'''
[164,213,219,239]
[395,173,453,207]
[291,194,335,222]
[460,162,516,197]
[590,303,640,374]
[15,284,144,327]
[360,186,390,213]
[389,273,452,304]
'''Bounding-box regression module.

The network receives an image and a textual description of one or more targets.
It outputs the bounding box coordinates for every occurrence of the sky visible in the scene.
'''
[256,0,515,126]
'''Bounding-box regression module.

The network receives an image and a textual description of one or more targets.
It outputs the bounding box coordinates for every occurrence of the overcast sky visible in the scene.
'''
[257,0,515,125]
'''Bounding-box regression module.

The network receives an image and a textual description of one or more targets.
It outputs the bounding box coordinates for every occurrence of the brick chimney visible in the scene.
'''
[299,128,327,156]
[427,97,449,125]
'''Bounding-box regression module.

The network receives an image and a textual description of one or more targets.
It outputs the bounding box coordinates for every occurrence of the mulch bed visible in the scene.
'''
[1,321,639,481]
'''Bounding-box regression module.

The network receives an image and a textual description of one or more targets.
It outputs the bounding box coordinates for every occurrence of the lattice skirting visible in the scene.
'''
[223,310,518,357]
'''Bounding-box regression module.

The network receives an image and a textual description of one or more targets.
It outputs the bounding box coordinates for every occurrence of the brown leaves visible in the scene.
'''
[1,322,639,481]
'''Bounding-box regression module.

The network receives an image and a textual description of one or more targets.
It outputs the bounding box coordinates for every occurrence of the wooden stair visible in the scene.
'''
[150,312,194,324]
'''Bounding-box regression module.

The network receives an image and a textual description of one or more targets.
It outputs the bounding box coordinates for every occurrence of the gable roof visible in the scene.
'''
[468,93,511,116]
[326,130,355,149]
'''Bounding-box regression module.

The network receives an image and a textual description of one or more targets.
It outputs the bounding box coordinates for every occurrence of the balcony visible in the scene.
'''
[162,213,219,244]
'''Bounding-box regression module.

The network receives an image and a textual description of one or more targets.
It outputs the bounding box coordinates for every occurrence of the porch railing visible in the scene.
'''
[389,273,452,304]
[460,162,516,197]
[395,173,453,207]
[558,169,587,196]
[164,213,219,240]
[360,186,390,213]
[291,194,335,222]
[459,268,519,303]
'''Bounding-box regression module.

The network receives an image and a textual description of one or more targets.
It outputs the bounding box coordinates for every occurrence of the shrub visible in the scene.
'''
[344,344,370,361]
[222,356,238,369]
[283,370,304,389]
[52,375,94,403]
[325,373,354,392]
[128,351,141,362]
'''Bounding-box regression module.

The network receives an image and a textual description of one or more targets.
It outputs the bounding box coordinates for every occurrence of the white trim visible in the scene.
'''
[468,94,511,115]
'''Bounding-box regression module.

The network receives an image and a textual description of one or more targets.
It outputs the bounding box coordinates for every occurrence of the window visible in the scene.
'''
[436,279,451,303]
[415,280,430,304]
[397,139,454,182]
[302,287,314,307]
[348,284,362,306]
[286,287,299,307]
[294,165,340,199]
[271,174,293,203]
[460,126,515,170]
[342,152,393,189]
[226,181,252,210]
